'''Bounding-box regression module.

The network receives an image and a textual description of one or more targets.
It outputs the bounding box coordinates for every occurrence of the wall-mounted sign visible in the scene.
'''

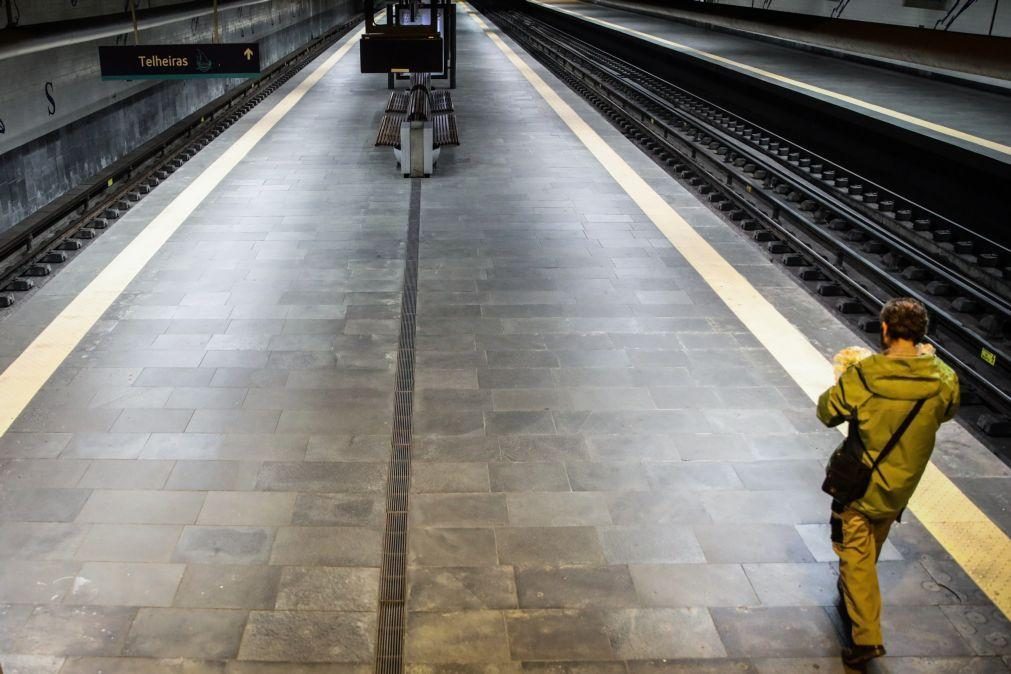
[99,44,261,80]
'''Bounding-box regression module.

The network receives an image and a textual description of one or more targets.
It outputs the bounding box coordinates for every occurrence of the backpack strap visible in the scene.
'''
[869,398,926,477]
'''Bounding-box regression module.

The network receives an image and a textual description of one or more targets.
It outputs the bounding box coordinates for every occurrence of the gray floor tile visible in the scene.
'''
[711,606,840,657]
[165,461,261,491]
[77,461,174,490]
[0,488,91,522]
[76,491,205,525]
[566,462,649,491]
[291,494,384,528]
[606,490,712,526]
[407,567,518,611]
[506,492,613,527]
[629,661,760,674]
[124,608,247,659]
[630,564,759,607]
[498,436,590,462]
[270,526,381,566]
[11,605,135,656]
[600,525,706,564]
[497,527,605,565]
[505,609,614,660]
[743,563,839,606]
[305,435,389,462]
[74,524,183,563]
[489,462,570,492]
[412,462,491,493]
[275,567,378,611]
[878,562,964,606]
[186,410,279,434]
[406,611,511,663]
[701,491,827,524]
[62,434,150,460]
[238,611,375,662]
[174,565,281,609]
[197,492,296,526]
[939,605,1011,657]
[880,606,975,657]
[645,462,744,491]
[0,459,90,488]
[409,528,499,567]
[696,523,815,564]
[516,565,637,609]
[0,604,33,651]
[0,522,89,560]
[172,526,274,565]
[111,410,193,434]
[0,560,80,603]
[256,462,386,493]
[65,562,184,607]
[412,494,509,527]
[0,433,72,459]
[602,608,727,659]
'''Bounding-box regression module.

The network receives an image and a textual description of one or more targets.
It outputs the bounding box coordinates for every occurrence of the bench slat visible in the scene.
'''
[386,92,409,114]
[431,90,454,114]
[375,113,405,147]
[433,112,460,147]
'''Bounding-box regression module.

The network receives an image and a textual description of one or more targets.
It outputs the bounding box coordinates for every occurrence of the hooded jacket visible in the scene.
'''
[817,353,959,519]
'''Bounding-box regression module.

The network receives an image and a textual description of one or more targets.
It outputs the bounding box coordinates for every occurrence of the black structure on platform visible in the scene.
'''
[360,0,457,88]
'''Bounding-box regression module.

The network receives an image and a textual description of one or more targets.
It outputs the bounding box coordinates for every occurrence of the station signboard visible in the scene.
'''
[99,44,261,80]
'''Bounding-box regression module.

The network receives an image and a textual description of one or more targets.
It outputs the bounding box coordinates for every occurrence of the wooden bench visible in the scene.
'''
[375,76,459,150]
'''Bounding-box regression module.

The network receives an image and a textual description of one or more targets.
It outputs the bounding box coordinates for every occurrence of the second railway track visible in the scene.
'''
[477,2,1011,440]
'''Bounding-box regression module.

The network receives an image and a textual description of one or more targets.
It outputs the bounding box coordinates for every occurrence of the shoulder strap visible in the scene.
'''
[869,398,926,474]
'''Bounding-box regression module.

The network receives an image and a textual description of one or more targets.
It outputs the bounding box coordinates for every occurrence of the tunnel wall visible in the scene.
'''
[0,0,358,233]
[649,0,1011,37]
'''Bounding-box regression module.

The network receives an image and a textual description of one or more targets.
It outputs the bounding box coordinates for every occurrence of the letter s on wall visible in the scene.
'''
[45,82,56,116]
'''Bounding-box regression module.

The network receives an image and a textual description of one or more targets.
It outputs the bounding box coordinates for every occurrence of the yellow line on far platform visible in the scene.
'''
[0,28,365,436]
[531,0,1011,158]
[462,2,1011,618]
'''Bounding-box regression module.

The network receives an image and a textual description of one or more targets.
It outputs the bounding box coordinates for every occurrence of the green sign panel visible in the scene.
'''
[99,44,261,80]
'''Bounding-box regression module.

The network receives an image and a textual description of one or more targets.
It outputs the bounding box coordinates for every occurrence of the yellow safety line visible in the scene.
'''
[0,29,365,436]
[530,0,1011,158]
[463,3,1011,617]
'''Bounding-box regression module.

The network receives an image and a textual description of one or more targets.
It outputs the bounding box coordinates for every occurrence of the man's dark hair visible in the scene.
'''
[880,297,929,342]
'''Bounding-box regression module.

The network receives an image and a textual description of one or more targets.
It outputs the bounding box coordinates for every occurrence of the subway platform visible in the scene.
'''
[0,5,1009,673]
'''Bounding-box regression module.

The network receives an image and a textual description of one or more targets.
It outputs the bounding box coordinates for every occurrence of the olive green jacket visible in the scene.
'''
[817,353,959,519]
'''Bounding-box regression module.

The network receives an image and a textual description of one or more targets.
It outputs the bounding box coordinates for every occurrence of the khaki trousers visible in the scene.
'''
[831,504,896,646]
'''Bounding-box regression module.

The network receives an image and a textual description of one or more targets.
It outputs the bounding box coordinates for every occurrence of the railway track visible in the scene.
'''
[478,3,1011,437]
[0,13,364,311]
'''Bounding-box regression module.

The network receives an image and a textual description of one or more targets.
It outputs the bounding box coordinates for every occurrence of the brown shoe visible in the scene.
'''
[842,644,886,667]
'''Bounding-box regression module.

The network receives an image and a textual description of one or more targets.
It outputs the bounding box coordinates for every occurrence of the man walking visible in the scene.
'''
[817,298,959,668]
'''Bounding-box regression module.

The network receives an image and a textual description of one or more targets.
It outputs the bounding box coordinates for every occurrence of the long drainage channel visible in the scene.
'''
[375,179,421,673]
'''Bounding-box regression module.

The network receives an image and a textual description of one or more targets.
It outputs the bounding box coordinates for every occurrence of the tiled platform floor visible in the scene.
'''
[399,10,1011,673]
[0,6,1009,674]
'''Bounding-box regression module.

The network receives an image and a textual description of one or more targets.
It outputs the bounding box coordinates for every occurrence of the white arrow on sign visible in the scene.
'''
[243,48,254,61]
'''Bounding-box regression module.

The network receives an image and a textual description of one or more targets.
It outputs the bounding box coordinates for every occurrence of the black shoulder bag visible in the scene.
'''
[821,399,925,505]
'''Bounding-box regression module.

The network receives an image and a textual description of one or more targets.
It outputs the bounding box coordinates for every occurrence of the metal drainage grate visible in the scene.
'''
[375,179,421,674]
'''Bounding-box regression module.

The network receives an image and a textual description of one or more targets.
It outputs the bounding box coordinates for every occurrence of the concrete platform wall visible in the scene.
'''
[0,0,357,233]
[656,0,1011,37]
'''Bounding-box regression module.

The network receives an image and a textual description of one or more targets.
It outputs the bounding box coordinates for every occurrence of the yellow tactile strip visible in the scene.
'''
[463,3,1011,618]
[530,0,1011,158]
[0,28,365,435]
